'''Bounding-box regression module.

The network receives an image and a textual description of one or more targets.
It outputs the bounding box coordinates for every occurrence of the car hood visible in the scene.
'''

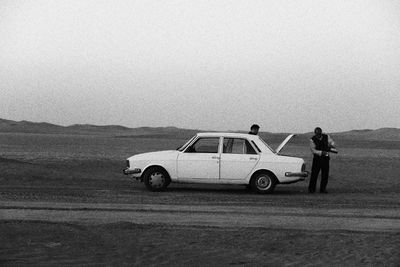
[275,134,296,154]
[128,150,179,161]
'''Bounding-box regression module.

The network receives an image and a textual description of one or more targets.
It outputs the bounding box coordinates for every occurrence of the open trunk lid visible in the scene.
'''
[275,134,296,154]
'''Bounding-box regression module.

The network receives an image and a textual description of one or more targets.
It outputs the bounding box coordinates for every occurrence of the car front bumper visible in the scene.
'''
[123,167,141,175]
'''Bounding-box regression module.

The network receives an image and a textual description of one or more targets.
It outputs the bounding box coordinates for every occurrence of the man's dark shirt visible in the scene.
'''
[310,134,335,157]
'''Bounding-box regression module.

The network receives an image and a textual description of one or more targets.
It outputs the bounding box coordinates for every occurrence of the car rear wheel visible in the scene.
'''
[250,172,276,194]
[143,167,170,192]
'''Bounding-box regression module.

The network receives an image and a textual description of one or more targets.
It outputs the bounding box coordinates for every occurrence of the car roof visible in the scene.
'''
[196,132,257,139]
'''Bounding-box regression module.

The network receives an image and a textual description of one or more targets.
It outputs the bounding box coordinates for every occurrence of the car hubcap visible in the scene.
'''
[257,176,271,190]
[149,172,165,188]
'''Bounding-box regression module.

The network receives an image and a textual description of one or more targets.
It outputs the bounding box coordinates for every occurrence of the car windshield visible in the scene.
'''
[177,135,197,152]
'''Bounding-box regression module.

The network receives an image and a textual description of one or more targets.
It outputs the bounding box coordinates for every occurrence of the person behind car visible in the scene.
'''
[308,127,336,193]
[248,124,260,135]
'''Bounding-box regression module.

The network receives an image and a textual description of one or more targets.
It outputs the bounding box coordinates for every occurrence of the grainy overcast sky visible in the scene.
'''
[1,0,399,133]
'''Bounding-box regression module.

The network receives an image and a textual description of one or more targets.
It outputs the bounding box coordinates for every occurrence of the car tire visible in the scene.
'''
[250,172,276,194]
[143,167,170,192]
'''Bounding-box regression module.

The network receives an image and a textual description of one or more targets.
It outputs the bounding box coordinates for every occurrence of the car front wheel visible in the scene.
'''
[143,167,170,192]
[250,172,276,194]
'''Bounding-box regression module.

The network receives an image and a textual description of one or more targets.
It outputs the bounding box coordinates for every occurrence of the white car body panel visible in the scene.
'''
[128,150,179,179]
[220,153,259,180]
[177,152,220,180]
[125,132,307,187]
[255,154,304,183]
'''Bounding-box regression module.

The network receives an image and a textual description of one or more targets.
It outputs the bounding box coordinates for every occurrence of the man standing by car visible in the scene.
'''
[248,124,260,135]
[308,127,336,193]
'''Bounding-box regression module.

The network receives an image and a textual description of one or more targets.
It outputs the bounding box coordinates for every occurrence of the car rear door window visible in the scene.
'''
[223,138,257,154]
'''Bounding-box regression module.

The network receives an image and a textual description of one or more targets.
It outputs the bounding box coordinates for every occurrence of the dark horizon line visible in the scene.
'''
[0,117,399,135]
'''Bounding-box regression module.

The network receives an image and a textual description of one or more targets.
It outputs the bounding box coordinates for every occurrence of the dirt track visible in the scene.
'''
[2,198,400,265]
[2,201,400,232]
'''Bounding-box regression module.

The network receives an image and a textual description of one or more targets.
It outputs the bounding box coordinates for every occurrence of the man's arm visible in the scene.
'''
[310,139,324,156]
[327,135,338,153]
[328,135,335,148]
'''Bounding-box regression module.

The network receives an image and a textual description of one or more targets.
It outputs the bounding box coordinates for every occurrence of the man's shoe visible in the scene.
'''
[320,190,328,193]
[308,189,315,193]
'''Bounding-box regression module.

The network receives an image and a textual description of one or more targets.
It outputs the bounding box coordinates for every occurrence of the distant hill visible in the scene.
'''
[0,118,199,137]
[0,118,65,133]
[332,128,400,141]
[0,118,129,134]
[0,118,399,141]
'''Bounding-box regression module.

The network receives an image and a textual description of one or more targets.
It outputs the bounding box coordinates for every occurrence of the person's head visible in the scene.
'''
[314,127,322,138]
[250,124,260,135]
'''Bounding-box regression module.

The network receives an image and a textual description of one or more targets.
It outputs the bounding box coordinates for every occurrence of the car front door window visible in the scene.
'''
[188,138,220,153]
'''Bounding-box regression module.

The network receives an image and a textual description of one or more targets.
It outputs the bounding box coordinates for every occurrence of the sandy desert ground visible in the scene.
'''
[0,131,399,266]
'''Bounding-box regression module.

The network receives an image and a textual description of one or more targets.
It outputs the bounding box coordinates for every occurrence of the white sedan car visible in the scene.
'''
[123,132,308,194]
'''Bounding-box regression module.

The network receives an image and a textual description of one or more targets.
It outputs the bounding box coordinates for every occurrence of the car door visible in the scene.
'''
[220,138,259,180]
[177,137,221,180]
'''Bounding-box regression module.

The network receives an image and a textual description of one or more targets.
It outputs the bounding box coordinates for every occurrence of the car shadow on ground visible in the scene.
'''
[161,184,307,195]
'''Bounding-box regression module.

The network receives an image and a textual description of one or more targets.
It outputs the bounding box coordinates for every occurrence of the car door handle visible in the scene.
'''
[211,156,220,159]
[249,157,258,160]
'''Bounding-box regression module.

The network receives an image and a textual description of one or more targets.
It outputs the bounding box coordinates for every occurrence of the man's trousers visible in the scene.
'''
[308,156,330,192]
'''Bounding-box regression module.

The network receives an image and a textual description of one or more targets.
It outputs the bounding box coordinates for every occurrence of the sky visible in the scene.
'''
[1,0,400,133]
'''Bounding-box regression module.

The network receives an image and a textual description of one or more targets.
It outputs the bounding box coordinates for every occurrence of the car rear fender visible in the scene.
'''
[248,169,278,184]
